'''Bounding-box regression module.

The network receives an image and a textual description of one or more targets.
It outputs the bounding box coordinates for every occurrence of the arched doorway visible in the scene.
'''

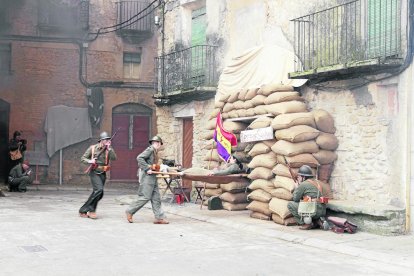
[111,103,152,181]
[0,99,10,183]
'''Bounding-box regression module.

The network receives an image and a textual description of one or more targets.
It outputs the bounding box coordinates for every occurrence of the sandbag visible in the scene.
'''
[251,211,271,220]
[222,102,234,113]
[222,202,249,211]
[220,192,248,204]
[214,101,225,109]
[244,108,256,117]
[245,87,260,100]
[248,116,273,129]
[271,112,316,130]
[316,132,339,150]
[248,152,277,169]
[246,200,272,216]
[233,100,245,110]
[271,213,285,225]
[272,163,295,178]
[273,175,296,192]
[270,187,293,201]
[233,151,251,163]
[238,88,249,100]
[227,90,240,103]
[254,105,268,115]
[271,140,319,157]
[220,181,250,193]
[258,84,294,96]
[312,150,338,165]
[275,125,320,143]
[265,101,308,116]
[280,153,320,168]
[247,189,272,203]
[268,197,291,219]
[248,142,271,157]
[248,167,274,180]
[251,95,267,106]
[204,188,223,197]
[223,121,247,133]
[218,93,231,102]
[264,91,304,105]
[203,149,221,162]
[209,108,221,119]
[248,179,275,193]
[313,109,336,134]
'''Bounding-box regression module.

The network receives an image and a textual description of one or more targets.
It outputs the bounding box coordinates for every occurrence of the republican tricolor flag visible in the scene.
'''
[213,112,238,162]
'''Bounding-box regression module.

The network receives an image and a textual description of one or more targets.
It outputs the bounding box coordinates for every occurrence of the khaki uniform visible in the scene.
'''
[79,144,117,214]
[126,145,166,220]
[212,163,242,176]
[8,164,32,192]
[287,179,326,225]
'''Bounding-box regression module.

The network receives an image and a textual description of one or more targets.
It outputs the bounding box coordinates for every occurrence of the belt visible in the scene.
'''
[95,165,111,172]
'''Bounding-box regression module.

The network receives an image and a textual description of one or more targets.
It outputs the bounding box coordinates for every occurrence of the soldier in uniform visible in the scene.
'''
[8,160,33,192]
[210,155,244,175]
[287,165,327,230]
[79,131,117,219]
[125,135,169,224]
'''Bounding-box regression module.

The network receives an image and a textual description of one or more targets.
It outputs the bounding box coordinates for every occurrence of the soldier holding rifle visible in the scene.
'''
[79,131,117,219]
[125,135,169,224]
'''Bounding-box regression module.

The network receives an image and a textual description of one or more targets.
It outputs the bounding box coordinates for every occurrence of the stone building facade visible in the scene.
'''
[156,0,413,234]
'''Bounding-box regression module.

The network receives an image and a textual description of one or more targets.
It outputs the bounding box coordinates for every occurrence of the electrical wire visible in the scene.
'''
[88,0,160,38]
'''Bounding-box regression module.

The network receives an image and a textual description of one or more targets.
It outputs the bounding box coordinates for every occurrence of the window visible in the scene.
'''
[123,52,141,79]
[0,43,11,75]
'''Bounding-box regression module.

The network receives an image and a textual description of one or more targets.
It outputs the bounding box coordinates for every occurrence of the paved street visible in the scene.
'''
[0,186,413,276]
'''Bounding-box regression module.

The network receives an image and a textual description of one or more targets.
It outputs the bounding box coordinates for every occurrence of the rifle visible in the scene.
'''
[283,156,298,184]
[84,128,120,173]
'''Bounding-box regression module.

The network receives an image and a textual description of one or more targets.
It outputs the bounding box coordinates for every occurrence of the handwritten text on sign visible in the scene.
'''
[240,127,274,143]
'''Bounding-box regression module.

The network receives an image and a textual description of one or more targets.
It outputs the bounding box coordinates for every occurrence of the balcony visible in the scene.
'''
[289,0,403,80]
[116,1,154,42]
[154,45,219,105]
[37,0,89,35]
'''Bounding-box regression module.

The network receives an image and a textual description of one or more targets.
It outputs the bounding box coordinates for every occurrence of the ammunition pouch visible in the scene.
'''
[96,165,111,172]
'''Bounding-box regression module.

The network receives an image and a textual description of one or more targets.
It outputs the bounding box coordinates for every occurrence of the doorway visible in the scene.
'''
[111,103,152,181]
[0,99,10,183]
[182,118,193,190]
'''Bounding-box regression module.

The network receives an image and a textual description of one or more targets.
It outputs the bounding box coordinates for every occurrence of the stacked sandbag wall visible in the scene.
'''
[213,84,338,224]
[201,113,250,209]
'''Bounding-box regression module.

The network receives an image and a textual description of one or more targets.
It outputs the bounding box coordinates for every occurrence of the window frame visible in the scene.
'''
[123,51,142,80]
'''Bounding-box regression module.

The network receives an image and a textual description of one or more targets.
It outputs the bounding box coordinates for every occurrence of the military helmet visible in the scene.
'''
[98,131,111,141]
[297,165,314,177]
[149,135,163,145]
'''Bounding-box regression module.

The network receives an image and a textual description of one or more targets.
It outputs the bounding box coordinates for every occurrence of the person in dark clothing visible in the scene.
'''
[8,131,27,177]
[210,155,243,176]
[8,160,33,192]
[78,132,117,219]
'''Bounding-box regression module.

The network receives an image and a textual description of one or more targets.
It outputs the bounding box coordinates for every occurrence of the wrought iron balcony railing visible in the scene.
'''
[116,1,154,38]
[38,0,89,32]
[290,0,402,78]
[155,45,218,95]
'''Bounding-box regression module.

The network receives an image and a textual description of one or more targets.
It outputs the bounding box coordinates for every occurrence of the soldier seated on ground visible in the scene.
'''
[209,155,244,176]
[8,160,33,192]
[286,165,327,230]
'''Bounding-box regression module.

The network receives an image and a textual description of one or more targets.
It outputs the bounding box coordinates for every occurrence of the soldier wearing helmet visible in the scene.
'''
[286,165,327,230]
[79,131,117,219]
[125,135,169,224]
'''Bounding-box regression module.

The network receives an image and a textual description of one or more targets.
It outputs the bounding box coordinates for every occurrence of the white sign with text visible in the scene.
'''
[240,127,274,143]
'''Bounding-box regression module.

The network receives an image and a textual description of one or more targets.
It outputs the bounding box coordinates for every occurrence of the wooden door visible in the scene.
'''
[111,114,150,180]
[182,118,193,190]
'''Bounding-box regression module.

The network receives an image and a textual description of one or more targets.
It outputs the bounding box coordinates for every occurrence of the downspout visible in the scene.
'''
[405,0,414,233]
